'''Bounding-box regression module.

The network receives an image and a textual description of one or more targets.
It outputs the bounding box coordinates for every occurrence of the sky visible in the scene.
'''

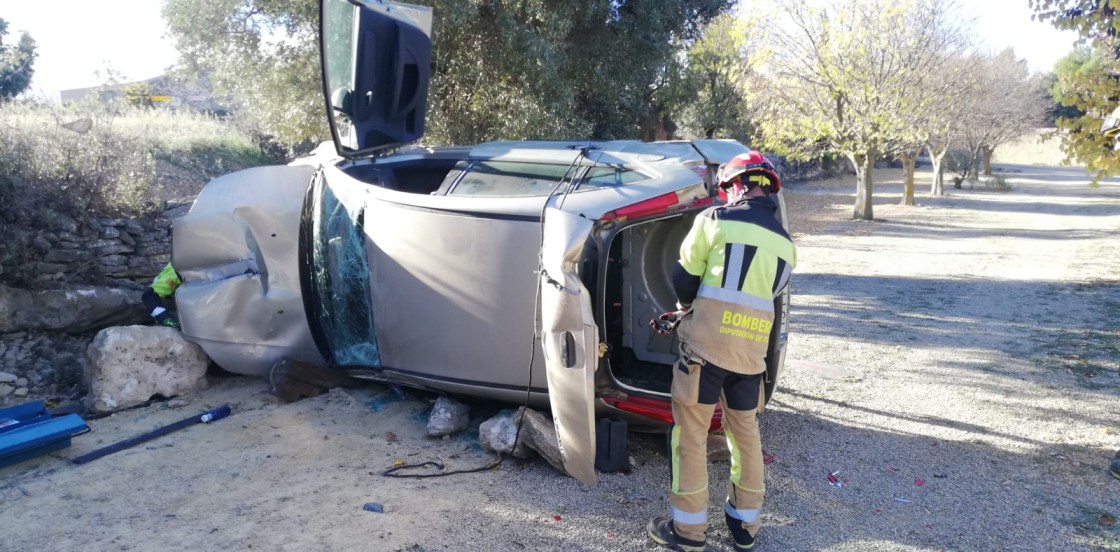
[0,0,1085,103]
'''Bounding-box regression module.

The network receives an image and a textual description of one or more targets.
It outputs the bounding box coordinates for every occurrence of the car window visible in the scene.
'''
[446,160,647,197]
[580,167,649,189]
[448,161,579,197]
[322,0,357,148]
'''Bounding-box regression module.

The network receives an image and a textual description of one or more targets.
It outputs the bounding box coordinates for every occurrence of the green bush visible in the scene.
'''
[0,101,271,220]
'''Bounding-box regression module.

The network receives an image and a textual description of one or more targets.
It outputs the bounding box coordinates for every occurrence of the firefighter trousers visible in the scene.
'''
[668,358,765,543]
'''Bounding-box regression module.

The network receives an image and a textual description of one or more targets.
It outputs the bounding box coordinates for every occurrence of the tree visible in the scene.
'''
[0,18,37,101]
[1030,0,1120,180]
[960,49,1049,179]
[1048,45,1120,178]
[163,0,734,148]
[164,0,322,146]
[1038,69,1085,121]
[658,12,762,141]
[924,56,980,196]
[892,5,974,204]
[755,0,960,220]
[554,0,734,140]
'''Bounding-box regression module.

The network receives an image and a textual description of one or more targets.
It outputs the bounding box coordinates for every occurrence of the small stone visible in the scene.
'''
[707,433,731,462]
[14,377,28,387]
[13,388,28,397]
[0,384,13,397]
[0,371,16,383]
[425,396,470,437]
[167,398,190,408]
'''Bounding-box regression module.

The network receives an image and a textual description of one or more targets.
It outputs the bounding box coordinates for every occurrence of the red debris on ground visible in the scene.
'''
[763,449,777,465]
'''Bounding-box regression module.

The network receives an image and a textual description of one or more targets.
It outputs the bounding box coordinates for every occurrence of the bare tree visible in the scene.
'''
[962,49,1050,178]
[756,0,972,219]
[896,5,975,204]
[926,55,982,196]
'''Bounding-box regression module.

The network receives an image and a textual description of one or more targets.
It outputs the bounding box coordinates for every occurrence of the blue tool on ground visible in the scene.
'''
[0,400,89,469]
[71,405,231,465]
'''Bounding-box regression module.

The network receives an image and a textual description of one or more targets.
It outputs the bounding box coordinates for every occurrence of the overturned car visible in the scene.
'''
[172,0,791,484]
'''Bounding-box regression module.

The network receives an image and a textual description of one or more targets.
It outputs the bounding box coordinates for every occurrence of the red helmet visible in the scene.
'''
[717,151,781,194]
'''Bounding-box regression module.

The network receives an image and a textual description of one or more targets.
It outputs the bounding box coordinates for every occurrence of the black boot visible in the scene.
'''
[725,506,757,551]
[647,516,706,552]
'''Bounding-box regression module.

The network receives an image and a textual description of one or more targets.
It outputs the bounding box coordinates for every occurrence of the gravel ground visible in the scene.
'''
[1,162,1118,551]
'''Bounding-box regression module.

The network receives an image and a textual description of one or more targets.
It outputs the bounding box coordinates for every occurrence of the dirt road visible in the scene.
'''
[1,163,1117,551]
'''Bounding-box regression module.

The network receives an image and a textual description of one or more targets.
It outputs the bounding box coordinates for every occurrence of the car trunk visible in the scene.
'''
[600,213,694,395]
[598,207,789,401]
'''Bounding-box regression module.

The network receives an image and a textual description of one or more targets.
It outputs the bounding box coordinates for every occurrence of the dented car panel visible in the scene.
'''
[173,165,325,376]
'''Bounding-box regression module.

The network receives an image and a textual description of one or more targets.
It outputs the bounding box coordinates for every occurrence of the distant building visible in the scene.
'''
[60,73,229,115]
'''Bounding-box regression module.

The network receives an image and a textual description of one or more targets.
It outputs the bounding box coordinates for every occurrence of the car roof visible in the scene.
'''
[464,140,714,167]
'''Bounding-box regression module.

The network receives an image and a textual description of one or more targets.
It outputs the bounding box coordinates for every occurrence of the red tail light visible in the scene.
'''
[599,192,679,222]
[602,396,723,431]
[600,193,716,222]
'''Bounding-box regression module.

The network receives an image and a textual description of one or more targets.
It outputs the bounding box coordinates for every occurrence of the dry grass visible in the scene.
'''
[0,102,270,218]
[992,128,1069,166]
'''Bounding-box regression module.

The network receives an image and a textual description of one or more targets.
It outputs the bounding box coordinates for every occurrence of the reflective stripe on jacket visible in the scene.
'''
[677,197,796,374]
[150,263,182,298]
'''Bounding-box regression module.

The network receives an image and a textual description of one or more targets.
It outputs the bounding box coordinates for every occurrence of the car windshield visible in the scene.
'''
[444,160,647,197]
[309,172,380,367]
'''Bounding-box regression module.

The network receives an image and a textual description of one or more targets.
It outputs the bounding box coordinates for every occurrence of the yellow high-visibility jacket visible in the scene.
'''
[150,263,182,298]
[676,197,796,374]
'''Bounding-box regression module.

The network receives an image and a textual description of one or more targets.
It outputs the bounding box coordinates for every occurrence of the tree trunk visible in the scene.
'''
[982,145,994,176]
[849,151,875,220]
[929,151,946,196]
[900,149,917,206]
[967,145,981,181]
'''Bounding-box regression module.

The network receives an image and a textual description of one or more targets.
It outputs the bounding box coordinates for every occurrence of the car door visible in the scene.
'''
[539,206,599,485]
[320,0,432,157]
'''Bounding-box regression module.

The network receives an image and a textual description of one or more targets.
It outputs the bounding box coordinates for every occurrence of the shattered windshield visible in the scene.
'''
[309,171,380,368]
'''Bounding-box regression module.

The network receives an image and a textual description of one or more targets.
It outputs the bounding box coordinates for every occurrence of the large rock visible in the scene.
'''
[515,407,564,474]
[0,284,147,334]
[84,326,209,413]
[426,396,470,437]
[478,407,565,475]
[478,409,533,458]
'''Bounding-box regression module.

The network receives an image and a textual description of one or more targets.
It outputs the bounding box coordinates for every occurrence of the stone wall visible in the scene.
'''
[0,203,188,290]
[0,202,192,408]
[0,331,88,406]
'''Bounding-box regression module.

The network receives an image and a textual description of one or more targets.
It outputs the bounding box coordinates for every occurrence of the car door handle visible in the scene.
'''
[560,331,576,368]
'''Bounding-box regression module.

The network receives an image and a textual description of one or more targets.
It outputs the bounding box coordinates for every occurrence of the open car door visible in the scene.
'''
[320,0,432,158]
[539,207,599,485]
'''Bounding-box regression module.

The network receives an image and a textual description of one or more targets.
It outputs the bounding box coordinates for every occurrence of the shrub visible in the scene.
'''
[0,101,271,220]
[982,173,1013,192]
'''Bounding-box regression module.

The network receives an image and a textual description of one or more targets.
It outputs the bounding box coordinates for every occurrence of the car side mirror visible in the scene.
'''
[330,87,353,117]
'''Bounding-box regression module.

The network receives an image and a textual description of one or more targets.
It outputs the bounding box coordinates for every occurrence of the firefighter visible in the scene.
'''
[647,151,796,551]
[142,262,182,329]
